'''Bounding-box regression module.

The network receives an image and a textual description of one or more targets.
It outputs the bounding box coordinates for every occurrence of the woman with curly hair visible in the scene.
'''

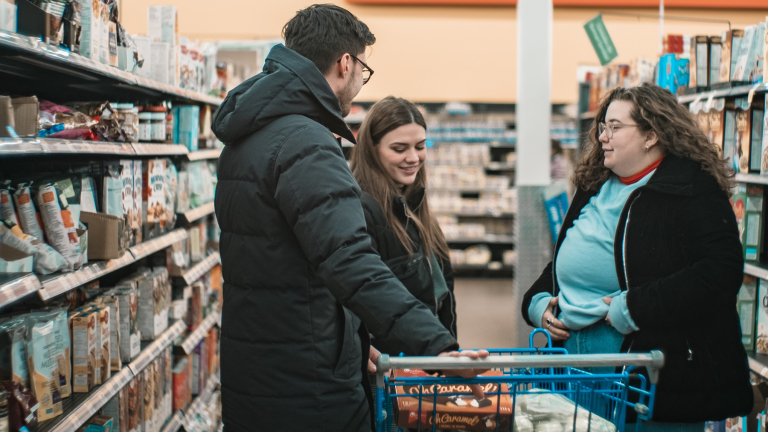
[521,83,758,429]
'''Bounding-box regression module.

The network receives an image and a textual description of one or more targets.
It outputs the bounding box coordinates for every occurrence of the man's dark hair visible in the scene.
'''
[282,4,376,75]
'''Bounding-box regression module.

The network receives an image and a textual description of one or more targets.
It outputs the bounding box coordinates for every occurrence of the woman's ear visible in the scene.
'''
[645,130,659,149]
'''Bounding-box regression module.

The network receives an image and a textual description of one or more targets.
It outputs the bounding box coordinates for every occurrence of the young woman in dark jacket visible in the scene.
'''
[521,83,759,429]
[350,96,457,356]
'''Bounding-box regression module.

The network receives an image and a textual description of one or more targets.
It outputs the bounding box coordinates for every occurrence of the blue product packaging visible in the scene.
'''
[173,106,200,151]
[543,182,569,244]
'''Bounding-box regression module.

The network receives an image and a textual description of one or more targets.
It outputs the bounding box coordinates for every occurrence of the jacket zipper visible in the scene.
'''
[621,192,640,290]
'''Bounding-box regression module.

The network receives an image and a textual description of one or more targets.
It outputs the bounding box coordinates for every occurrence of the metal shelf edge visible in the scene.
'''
[129,229,189,261]
[749,356,768,380]
[47,367,134,432]
[735,173,768,185]
[186,149,222,161]
[179,202,215,224]
[161,411,185,432]
[131,144,190,156]
[183,375,220,428]
[744,263,768,280]
[38,253,135,301]
[182,253,221,286]
[128,320,187,375]
[0,273,42,308]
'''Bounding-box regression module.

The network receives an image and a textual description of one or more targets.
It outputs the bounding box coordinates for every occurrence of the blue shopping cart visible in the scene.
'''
[374,329,664,432]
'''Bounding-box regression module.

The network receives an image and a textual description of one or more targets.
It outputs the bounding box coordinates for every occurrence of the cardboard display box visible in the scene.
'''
[80,211,128,260]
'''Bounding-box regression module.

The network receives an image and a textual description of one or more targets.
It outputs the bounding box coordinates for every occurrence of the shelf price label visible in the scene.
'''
[584,14,618,66]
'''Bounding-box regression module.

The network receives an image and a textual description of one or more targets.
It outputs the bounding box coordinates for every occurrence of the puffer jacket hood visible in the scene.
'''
[212,43,356,145]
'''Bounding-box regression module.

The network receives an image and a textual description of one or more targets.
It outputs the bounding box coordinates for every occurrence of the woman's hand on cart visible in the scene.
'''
[438,349,491,399]
[541,297,570,341]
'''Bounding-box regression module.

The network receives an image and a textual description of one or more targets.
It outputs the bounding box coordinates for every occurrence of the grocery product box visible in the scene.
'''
[79,0,102,61]
[128,375,141,432]
[750,102,764,173]
[143,364,155,432]
[719,30,743,83]
[733,25,758,83]
[72,311,97,393]
[393,369,512,431]
[731,184,764,263]
[172,357,188,411]
[148,6,179,87]
[115,286,141,362]
[737,276,758,351]
[173,106,200,151]
[709,36,722,86]
[133,161,143,244]
[78,414,113,432]
[142,159,166,239]
[149,41,171,85]
[708,99,726,156]
[0,0,15,33]
[758,278,768,354]
[138,268,170,340]
[102,385,128,432]
[692,36,710,88]
[95,307,111,384]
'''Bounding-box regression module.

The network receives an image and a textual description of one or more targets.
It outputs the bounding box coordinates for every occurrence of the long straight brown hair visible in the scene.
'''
[350,96,449,261]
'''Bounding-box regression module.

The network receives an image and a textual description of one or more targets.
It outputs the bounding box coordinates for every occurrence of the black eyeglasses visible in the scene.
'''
[337,54,374,85]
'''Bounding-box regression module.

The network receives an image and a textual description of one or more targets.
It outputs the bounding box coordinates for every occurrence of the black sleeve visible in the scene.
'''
[520,261,555,327]
[440,258,458,339]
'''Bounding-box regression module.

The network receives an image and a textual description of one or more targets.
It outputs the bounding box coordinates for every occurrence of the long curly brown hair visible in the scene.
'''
[574,83,734,193]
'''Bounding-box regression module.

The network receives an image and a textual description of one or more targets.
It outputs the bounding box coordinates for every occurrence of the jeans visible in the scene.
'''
[563,321,704,432]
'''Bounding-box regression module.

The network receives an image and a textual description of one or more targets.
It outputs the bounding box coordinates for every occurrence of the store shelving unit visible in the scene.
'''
[0,139,223,159]
[161,411,186,432]
[182,374,220,430]
[32,319,189,432]
[0,26,224,432]
[445,235,516,245]
[0,31,224,105]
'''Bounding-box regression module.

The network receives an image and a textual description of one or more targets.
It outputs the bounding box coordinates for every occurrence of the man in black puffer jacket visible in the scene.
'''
[212,5,481,432]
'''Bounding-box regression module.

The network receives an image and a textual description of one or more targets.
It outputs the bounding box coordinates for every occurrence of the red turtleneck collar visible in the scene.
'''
[619,155,665,185]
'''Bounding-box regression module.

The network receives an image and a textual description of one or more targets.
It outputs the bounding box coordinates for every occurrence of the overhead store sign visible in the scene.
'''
[584,14,617,66]
[346,0,763,6]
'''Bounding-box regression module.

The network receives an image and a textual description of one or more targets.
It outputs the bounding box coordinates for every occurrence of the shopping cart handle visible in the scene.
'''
[375,351,665,385]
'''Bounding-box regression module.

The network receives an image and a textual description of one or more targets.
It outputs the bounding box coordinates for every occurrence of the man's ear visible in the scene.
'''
[335,53,351,79]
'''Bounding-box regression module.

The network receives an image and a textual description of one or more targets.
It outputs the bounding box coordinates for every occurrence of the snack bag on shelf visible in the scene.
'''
[0,181,18,225]
[36,184,81,271]
[0,220,68,275]
[29,309,72,399]
[13,183,44,241]
[0,318,29,387]
[25,317,63,421]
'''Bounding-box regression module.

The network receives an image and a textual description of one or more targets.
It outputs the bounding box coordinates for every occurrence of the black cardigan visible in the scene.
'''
[521,154,752,422]
[359,188,458,355]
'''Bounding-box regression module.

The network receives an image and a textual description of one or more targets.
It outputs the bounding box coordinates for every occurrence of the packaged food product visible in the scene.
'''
[79,0,102,61]
[191,340,206,396]
[46,309,71,399]
[3,380,38,432]
[80,414,113,432]
[0,220,68,275]
[143,364,155,432]
[0,182,18,225]
[172,357,188,411]
[102,385,129,432]
[115,286,140,362]
[101,295,122,371]
[153,357,163,427]
[25,318,63,421]
[127,375,141,432]
[0,318,28,387]
[133,162,143,244]
[165,160,178,228]
[94,307,111,385]
[71,311,96,393]
[176,162,190,213]
[12,183,44,241]
[142,159,166,232]
[37,184,81,271]
[393,369,513,431]
[120,160,135,246]
[138,268,170,340]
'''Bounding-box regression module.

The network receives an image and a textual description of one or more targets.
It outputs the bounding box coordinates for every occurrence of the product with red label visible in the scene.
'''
[36,184,81,271]
[12,184,43,240]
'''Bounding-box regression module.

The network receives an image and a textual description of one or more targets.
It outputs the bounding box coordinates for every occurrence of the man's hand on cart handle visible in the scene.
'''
[541,297,570,341]
[368,346,381,373]
[438,350,491,399]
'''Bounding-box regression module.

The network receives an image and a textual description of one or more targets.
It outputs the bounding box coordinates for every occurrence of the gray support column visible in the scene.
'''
[514,0,553,348]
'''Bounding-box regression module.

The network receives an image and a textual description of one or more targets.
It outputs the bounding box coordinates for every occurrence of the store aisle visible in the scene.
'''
[454,278,518,349]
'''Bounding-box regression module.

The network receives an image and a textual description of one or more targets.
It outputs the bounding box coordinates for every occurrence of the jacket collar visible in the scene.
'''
[393,186,426,217]
[642,153,698,196]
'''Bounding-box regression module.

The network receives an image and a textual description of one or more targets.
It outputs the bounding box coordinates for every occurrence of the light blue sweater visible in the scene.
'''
[529,172,654,334]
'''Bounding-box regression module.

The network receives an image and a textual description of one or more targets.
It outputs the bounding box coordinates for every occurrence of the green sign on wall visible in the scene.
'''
[584,14,618,66]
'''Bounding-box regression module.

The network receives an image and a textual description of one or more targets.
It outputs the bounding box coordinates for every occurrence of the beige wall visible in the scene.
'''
[121,1,768,103]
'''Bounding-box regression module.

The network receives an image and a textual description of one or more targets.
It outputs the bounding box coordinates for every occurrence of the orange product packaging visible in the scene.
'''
[393,369,512,431]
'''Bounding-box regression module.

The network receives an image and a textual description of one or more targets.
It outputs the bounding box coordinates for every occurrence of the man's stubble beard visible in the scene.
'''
[337,70,357,118]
